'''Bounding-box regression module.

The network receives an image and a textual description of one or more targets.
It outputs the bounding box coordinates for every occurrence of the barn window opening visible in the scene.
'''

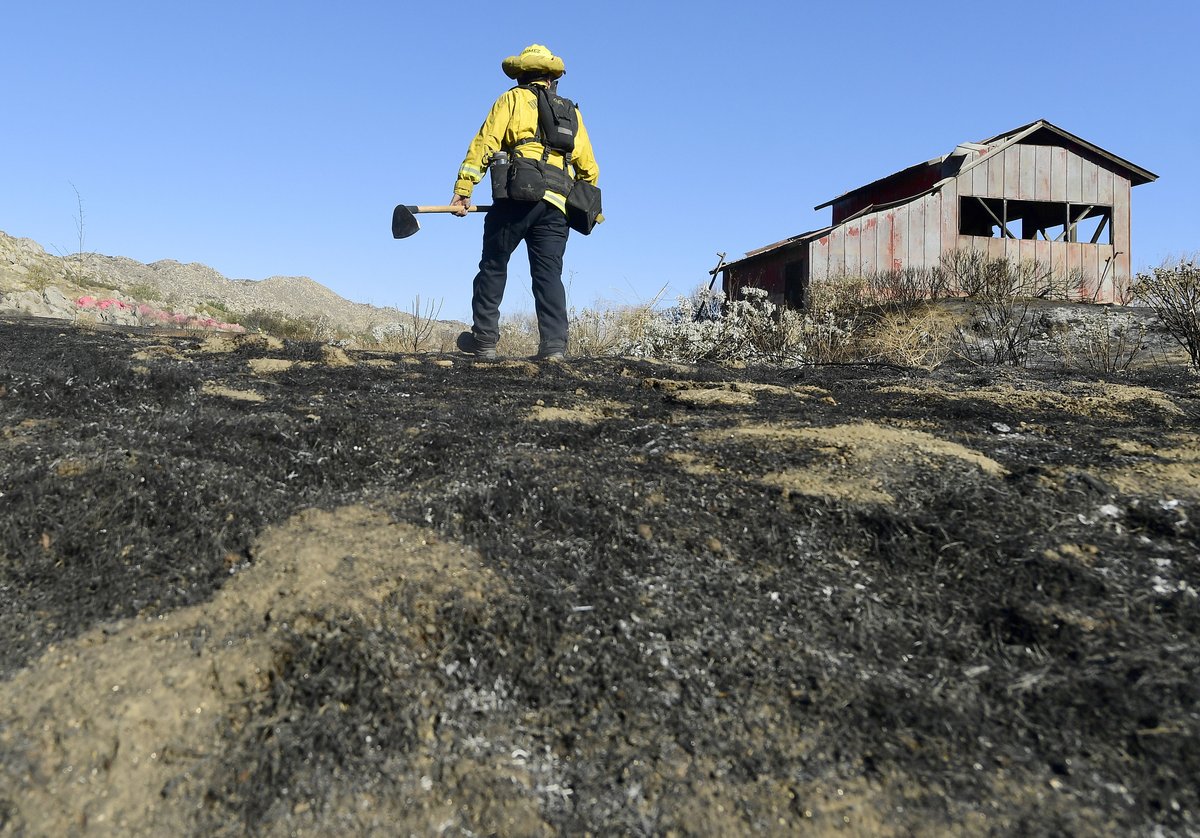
[960,197,1006,237]
[1069,207,1112,244]
[960,197,1112,244]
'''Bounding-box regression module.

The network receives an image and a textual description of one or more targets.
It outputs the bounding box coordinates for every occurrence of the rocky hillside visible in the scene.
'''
[0,229,447,340]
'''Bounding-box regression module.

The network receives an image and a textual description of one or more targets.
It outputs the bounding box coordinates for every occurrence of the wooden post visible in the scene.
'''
[975,197,1012,239]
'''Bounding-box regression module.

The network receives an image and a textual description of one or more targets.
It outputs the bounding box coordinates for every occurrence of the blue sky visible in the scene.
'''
[4,1,1198,321]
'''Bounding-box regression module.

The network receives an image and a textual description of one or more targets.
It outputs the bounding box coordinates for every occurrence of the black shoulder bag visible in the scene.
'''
[565,178,602,236]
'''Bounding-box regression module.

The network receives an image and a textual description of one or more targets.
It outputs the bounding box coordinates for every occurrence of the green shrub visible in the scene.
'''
[197,299,234,320]
[25,264,59,294]
[126,283,159,302]
[238,309,334,342]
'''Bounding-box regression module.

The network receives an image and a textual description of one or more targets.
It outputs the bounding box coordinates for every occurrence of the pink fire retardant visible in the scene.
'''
[75,297,245,332]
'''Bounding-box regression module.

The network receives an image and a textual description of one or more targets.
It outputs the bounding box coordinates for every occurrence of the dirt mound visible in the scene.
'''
[1,507,530,835]
[1,322,1197,835]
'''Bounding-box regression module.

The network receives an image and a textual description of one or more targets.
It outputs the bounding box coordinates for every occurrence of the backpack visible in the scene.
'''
[501,84,577,198]
[525,84,578,154]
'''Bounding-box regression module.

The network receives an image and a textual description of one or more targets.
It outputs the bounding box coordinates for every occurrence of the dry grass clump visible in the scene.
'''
[236,309,339,342]
[493,300,662,360]
[800,250,1165,371]
[858,305,962,369]
[497,312,541,357]
[1133,254,1200,369]
[801,275,960,368]
[568,304,659,358]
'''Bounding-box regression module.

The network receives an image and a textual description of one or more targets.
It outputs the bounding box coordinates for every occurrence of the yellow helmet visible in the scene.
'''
[501,44,565,80]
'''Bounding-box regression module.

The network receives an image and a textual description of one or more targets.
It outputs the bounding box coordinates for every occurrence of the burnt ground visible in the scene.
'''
[0,320,1198,836]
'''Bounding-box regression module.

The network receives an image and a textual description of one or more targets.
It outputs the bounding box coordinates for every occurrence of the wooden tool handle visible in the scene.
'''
[408,205,494,213]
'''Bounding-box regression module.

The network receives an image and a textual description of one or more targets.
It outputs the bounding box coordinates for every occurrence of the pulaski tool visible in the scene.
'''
[391,204,492,239]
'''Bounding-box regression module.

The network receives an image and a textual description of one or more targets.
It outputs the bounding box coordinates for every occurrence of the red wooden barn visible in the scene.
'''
[721,120,1157,306]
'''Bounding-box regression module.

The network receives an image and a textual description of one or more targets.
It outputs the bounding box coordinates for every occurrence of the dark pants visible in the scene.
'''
[470,199,569,351]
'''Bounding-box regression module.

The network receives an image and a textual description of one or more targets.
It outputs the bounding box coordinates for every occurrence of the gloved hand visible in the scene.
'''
[450,194,473,217]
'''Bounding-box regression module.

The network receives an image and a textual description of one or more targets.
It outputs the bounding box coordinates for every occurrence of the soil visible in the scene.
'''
[1,320,1198,836]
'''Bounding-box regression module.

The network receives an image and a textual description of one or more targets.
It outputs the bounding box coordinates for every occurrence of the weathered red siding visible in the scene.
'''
[724,259,787,304]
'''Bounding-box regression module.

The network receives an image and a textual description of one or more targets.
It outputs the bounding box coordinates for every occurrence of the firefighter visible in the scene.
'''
[451,44,601,361]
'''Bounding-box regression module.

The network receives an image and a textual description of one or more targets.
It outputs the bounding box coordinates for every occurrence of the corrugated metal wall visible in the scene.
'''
[809,190,947,282]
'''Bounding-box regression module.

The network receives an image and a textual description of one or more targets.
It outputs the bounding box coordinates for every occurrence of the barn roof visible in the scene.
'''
[740,227,828,260]
[813,119,1157,212]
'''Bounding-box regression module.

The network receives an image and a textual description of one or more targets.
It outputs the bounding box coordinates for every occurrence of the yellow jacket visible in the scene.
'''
[454,83,600,215]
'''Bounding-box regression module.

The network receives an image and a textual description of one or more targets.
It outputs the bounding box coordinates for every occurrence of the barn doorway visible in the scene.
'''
[784,260,808,309]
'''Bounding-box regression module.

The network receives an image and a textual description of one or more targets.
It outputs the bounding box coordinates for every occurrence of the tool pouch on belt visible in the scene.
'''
[506,154,575,203]
[566,180,602,235]
[506,157,546,202]
[504,153,547,200]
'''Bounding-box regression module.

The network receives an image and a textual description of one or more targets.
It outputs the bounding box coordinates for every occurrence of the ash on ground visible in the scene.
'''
[1,322,1197,836]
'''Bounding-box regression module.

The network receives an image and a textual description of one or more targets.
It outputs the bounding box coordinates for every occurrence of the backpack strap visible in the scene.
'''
[533,85,577,154]
[510,84,575,175]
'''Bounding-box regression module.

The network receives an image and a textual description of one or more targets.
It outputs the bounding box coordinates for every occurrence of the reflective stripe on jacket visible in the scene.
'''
[454,83,599,215]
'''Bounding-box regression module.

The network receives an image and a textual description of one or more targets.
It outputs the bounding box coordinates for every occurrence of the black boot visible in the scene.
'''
[532,346,565,362]
[457,331,497,360]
